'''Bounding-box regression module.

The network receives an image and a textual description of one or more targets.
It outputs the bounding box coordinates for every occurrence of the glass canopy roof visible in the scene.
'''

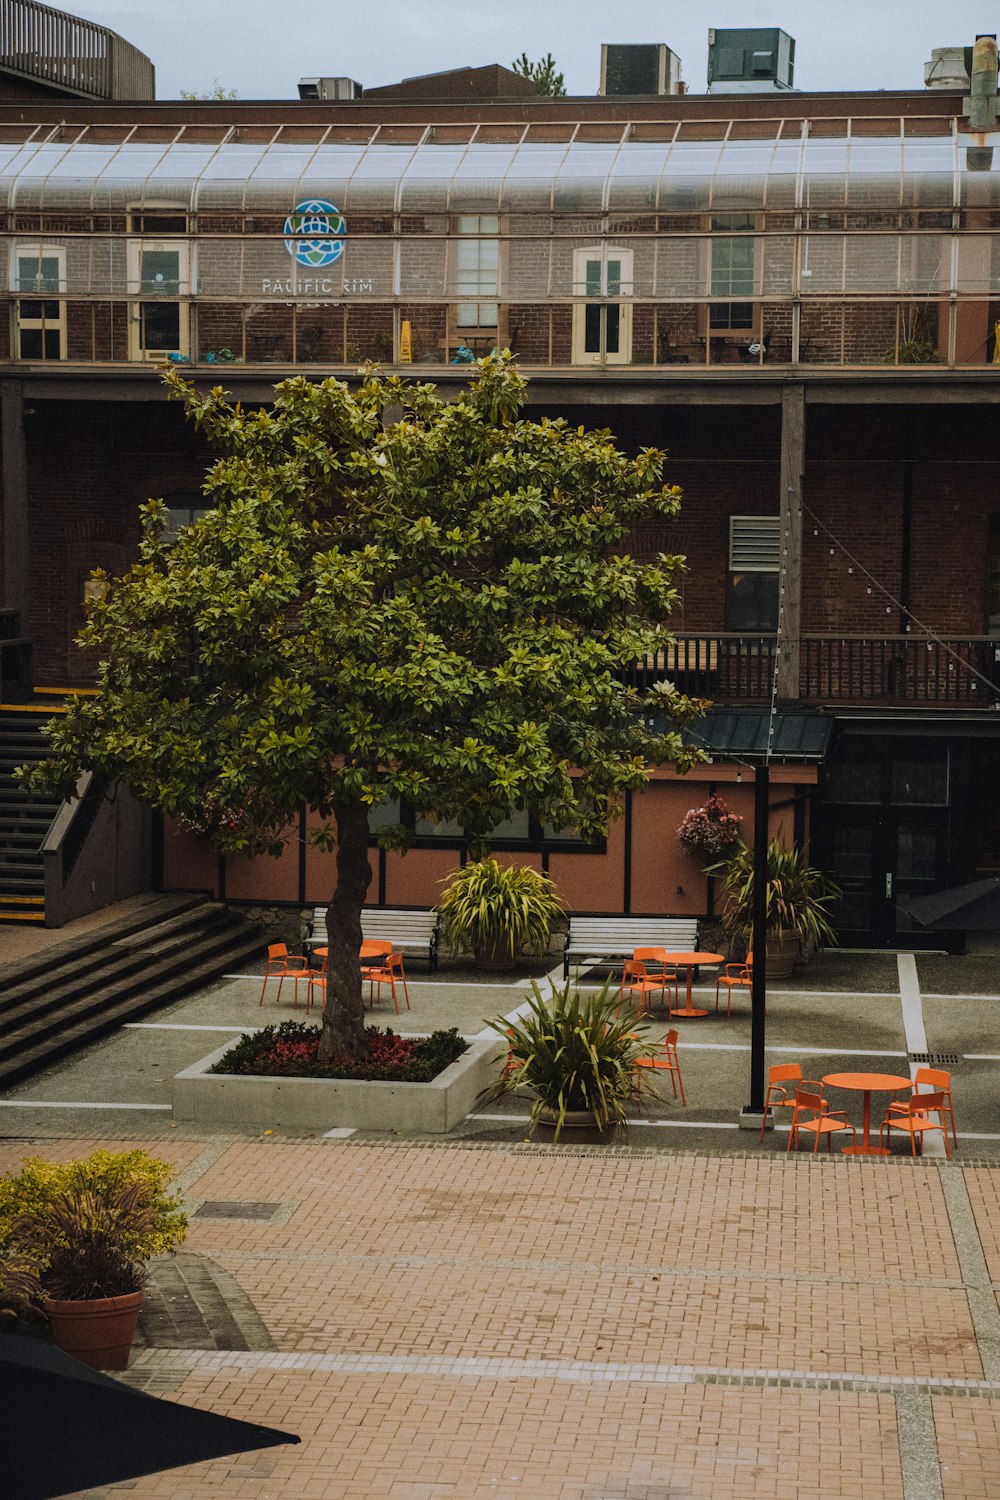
[0,122,996,214]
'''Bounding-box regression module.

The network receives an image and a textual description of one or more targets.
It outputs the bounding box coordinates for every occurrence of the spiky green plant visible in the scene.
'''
[13,1184,157,1301]
[437,858,562,964]
[483,978,651,1139]
[710,839,839,955]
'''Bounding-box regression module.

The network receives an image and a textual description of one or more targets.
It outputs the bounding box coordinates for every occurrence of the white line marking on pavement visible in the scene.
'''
[472,1112,740,1130]
[322,1127,357,1138]
[126,1023,256,1032]
[0,1100,172,1111]
[897,952,945,1158]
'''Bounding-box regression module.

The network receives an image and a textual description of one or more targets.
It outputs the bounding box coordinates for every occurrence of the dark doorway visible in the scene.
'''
[814,737,954,948]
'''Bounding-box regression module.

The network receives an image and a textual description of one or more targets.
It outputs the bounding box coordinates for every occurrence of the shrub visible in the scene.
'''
[210,1021,467,1082]
[0,1150,186,1262]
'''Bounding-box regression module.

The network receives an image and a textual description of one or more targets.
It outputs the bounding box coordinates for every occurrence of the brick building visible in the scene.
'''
[2,8,999,945]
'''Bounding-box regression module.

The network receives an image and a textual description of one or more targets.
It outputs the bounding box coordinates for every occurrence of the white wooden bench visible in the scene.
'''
[563,915,701,979]
[309,906,440,970]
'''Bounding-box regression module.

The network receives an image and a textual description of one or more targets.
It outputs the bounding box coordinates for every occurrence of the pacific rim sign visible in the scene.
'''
[262,198,372,294]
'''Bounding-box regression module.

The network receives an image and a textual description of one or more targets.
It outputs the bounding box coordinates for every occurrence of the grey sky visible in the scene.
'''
[72,1,995,100]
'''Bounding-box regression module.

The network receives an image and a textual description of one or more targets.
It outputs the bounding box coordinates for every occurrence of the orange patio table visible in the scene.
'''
[662,951,725,1018]
[311,940,391,970]
[822,1071,913,1156]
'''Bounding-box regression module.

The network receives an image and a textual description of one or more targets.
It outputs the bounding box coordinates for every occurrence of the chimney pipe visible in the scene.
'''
[965,35,998,170]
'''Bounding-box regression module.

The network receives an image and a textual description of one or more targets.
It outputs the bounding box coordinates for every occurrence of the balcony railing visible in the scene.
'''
[630,634,1000,707]
[0,0,154,101]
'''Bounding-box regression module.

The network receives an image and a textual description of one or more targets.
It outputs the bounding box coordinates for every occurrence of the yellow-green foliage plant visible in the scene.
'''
[0,1149,187,1266]
[437,857,562,965]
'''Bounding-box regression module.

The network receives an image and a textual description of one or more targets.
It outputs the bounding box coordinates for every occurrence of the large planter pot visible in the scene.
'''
[765,929,799,979]
[45,1290,144,1370]
[534,1106,615,1143]
[473,936,518,972]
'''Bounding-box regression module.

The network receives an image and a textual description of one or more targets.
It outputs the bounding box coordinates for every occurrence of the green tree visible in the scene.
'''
[24,357,703,1059]
[179,82,239,101]
[512,52,567,97]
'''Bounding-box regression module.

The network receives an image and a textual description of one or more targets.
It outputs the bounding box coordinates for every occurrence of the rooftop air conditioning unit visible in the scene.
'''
[599,44,682,97]
[298,76,362,101]
[706,28,795,92]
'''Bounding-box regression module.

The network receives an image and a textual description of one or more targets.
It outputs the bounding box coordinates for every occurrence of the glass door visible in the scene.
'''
[127,240,190,361]
[572,247,632,365]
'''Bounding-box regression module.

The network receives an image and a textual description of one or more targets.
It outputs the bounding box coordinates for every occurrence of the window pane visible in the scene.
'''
[18,298,61,320]
[487,809,531,840]
[584,259,602,297]
[133,212,186,233]
[140,251,181,294]
[42,329,61,359]
[17,256,60,293]
[606,259,622,295]
[605,303,620,353]
[891,753,949,805]
[830,823,873,878]
[826,759,881,804]
[414,813,465,839]
[726,571,778,630]
[896,825,939,881]
[584,304,602,352]
[18,327,43,358]
[141,303,181,351]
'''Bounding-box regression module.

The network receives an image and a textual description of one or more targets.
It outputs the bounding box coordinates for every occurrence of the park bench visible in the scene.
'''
[308,906,440,970]
[563,915,701,979]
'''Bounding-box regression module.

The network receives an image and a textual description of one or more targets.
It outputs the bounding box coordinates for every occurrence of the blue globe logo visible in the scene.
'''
[283,199,346,268]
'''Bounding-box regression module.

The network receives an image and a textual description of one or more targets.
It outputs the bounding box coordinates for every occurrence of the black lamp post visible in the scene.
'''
[746,761,769,1117]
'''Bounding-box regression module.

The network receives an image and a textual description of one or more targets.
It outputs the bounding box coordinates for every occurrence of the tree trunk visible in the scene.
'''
[317,800,372,1062]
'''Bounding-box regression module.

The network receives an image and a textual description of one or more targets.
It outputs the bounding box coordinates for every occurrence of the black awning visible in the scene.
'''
[683,709,834,764]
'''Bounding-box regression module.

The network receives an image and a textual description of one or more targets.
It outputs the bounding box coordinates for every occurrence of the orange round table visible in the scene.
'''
[822,1072,913,1156]
[662,951,725,1018]
[311,941,390,970]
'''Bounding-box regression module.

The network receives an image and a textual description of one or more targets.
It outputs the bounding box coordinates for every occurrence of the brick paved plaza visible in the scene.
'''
[2,1132,1000,1499]
[3,937,1000,1498]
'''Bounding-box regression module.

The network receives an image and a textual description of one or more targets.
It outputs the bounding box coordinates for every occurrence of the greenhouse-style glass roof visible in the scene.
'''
[0,120,997,214]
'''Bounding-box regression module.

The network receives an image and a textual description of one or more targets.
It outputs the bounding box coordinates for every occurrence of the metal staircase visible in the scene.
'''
[0,704,61,923]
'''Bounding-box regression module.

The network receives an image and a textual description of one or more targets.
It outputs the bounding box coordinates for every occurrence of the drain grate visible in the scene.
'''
[908,1053,959,1068]
[194,1201,283,1221]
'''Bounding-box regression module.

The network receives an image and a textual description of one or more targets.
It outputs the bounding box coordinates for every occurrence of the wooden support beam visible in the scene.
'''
[2,379,29,623]
[776,383,804,703]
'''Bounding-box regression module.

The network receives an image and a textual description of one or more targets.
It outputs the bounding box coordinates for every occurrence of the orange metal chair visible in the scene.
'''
[635,1028,686,1105]
[259,943,312,1009]
[365,949,410,1013]
[633,947,679,1006]
[887,1067,957,1149]
[360,939,393,980]
[618,957,676,1016]
[715,957,752,1016]
[879,1094,951,1157]
[759,1063,825,1141]
[786,1087,856,1153]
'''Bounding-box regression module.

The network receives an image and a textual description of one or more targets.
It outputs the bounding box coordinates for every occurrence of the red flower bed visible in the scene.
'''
[210,1022,466,1083]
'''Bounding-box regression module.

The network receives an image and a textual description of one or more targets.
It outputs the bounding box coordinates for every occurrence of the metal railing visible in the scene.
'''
[630,634,1000,706]
[0,0,154,100]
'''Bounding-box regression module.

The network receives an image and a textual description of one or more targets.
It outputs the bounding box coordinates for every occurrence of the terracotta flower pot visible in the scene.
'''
[45,1290,144,1371]
[765,929,799,979]
[535,1106,614,1143]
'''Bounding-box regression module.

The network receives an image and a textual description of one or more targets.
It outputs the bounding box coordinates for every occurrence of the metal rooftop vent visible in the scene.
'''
[599,43,682,97]
[706,27,795,92]
[298,76,362,101]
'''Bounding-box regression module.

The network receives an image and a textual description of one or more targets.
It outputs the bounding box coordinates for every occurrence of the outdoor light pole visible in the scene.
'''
[748,761,769,1115]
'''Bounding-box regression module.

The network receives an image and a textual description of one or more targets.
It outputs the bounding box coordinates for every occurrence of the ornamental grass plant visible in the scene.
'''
[710,838,839,957]
[437,858,562,967]
[483,978,651,1140]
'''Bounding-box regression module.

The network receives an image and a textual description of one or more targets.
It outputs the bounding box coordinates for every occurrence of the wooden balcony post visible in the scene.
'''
[776,383,804,702]
[2,380,29,627]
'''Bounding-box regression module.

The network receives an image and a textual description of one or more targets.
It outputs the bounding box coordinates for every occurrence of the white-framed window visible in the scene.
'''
[727,514,780,630]
[572,246,633,364]
[709,213,756,331]
[11,243,66,360]
[127,204,191,361]
[454,214,499,328]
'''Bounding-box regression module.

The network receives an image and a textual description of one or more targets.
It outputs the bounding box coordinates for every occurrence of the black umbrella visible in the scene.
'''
[1,1333,299,1500]
[898,877,1000,930]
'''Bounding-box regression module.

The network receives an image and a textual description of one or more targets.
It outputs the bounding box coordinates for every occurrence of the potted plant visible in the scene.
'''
[437,857,562,971]
[710,839,839,978]
[0,1150,187,1369]
[482,977,650,1140]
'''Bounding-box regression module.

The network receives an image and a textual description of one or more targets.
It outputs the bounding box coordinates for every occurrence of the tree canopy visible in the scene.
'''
[25,356,704,1056]
[512,52,567,97]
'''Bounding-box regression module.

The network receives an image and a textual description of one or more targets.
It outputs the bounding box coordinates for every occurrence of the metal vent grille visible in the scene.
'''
[729,515,780,572]
[908,1053,959,1068]
[194,1201,283,1221]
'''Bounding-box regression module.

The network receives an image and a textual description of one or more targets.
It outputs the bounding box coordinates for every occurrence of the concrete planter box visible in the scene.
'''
[172,1036,503,1134]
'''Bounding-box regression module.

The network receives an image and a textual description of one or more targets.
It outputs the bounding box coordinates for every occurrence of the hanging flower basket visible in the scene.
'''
[676,795,743,861]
